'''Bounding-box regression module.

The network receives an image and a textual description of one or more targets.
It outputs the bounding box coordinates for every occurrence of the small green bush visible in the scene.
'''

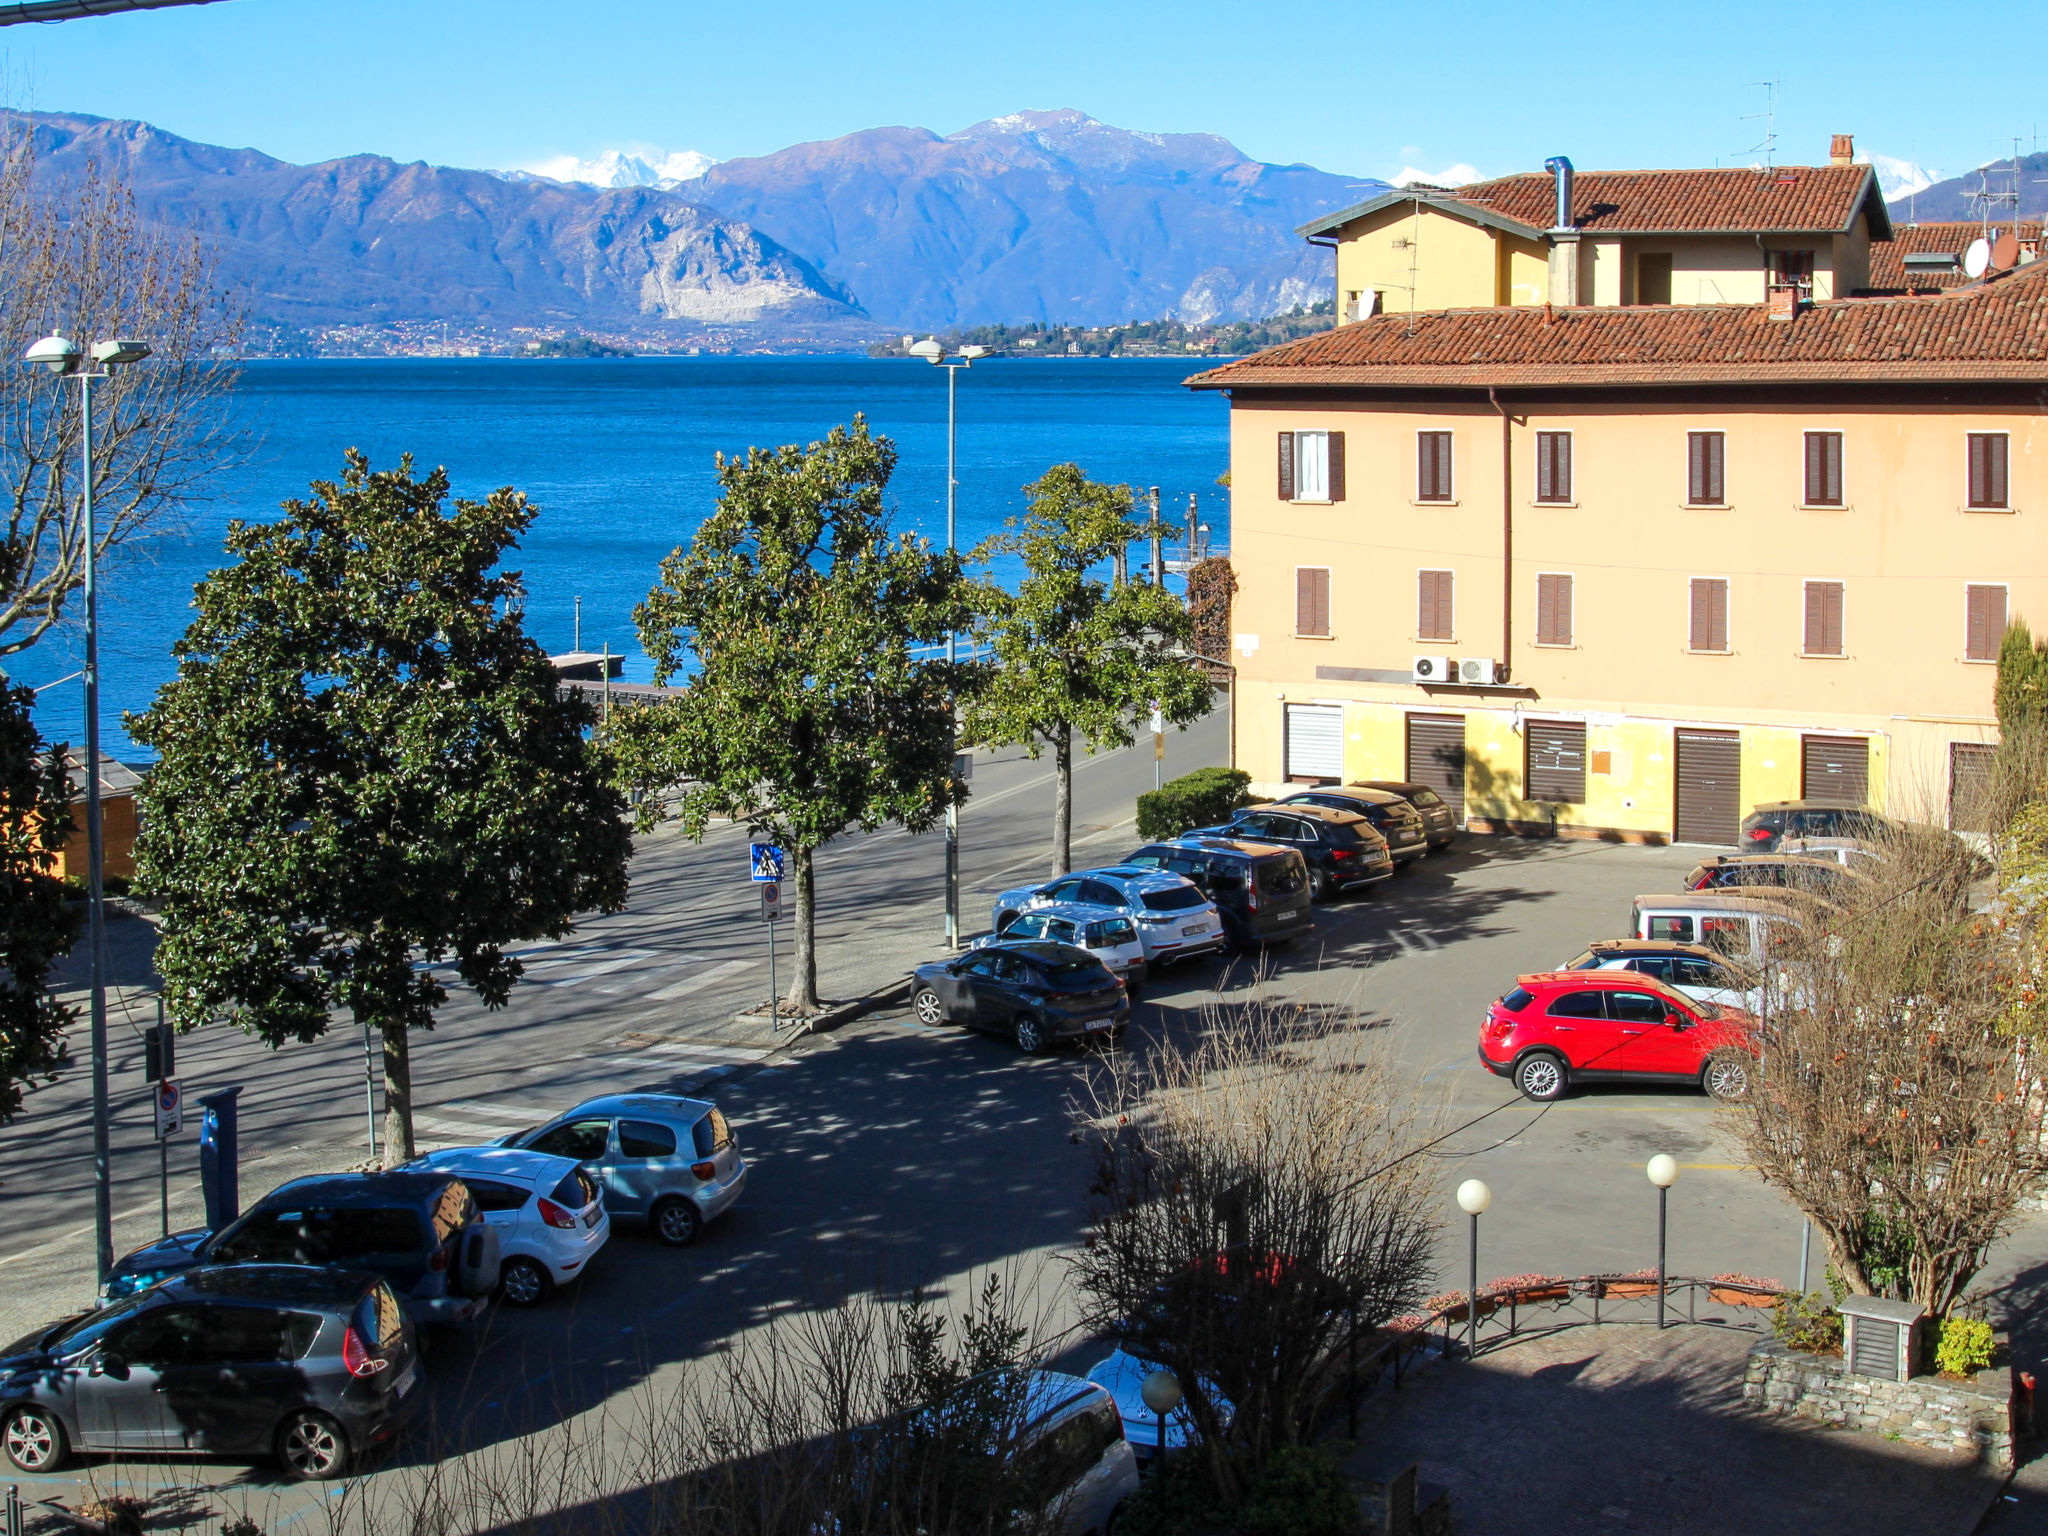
[1935,1317,1996,1377]
[1136,766,1254,841]
[1771,1287,1844,1355]
[1235,1446,1360,1536]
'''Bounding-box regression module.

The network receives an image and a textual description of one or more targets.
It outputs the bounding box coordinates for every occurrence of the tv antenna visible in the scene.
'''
[1737,79,1780,168]
[1967,143,2022,239]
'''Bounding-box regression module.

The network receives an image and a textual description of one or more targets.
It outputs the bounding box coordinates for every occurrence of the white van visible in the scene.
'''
[1626,889,1832,966]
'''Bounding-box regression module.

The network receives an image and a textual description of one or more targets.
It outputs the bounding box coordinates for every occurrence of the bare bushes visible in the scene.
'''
[1069,994,1440,1501]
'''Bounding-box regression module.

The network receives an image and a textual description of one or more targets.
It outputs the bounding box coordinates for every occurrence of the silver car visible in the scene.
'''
[990,867,1225,966]
[503,1093,745,1249]
[977,902,1148,988]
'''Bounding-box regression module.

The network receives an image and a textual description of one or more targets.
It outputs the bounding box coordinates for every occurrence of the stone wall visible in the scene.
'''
[1743,1336,2019,1467]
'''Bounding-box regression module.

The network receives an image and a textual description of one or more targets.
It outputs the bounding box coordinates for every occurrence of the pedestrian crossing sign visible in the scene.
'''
[749,843,785,883]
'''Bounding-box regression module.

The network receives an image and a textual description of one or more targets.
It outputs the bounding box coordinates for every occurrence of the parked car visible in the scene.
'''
[1778,836,1888,873]
[1558,939,1759,1012]
[1628,889,1834,965]
[3,1265,421,1479]
[1348,780,1460,850]
[399,1148,608,1307]
[1683,852,1870,901]
[979,902,1147,989]
[990,868,1226,967]
[911,942,1131,1052]
[1478,970,1758,1102]
[1739,800,1892,852]
[1187,803,1396,900]
[502,1094,746,1249]
[1120,838,1316,948]
[1084,1345,1231,1460]
[1272,787,1431,865]
[99,1173,499,1329]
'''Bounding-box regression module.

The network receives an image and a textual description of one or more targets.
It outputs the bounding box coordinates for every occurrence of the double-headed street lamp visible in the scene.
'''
[907,337,987,949]
[25,331,151,1283]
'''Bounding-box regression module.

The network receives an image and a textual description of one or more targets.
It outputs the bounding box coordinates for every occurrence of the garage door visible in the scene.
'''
[1406,713,1467,821]
[1284,704,1344,782]
[1674,730,1741,845]
[1801,735,1870,807]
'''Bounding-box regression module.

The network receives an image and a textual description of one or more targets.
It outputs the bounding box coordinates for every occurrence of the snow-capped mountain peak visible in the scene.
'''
[503,147,717,190]
[1391,163,1480,189]
[1868,152,1935,203]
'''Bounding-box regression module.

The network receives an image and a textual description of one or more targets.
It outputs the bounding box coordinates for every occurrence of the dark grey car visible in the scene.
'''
[2,1265,421,1479]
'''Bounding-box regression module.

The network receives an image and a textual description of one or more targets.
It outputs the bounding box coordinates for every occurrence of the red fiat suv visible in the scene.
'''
[1478,971,1757,1103]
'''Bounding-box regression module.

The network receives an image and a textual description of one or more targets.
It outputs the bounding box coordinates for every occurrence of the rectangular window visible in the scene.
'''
[1536,432,1573,503]
[1687,432,1726,505]
[1525,720,1588,803]
[1536,573,1574,646]
[1417,431,1454,501]
[1968,433,2009,509]
[1803,431,1844,506]
[1417,569,1454,641]
[1803,580,1845,656]
[1295,567,1331,637]
[1965,583,2008,662]
[1278,430,1343,502]
[1689,578,1729,652]
[1771,249,1815,290]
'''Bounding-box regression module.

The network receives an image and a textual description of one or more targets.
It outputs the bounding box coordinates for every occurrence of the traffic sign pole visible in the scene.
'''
[767,885,778,1022]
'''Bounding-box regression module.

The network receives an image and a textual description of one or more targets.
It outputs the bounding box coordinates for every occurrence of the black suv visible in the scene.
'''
[1350,781,1459,850]
[1738,800,1892,852]
[910,942,1130,1053]
[2,1265,420,1479]
[101,1173,499,1329]
[1193,802,1397,898]
[1120,838,1315,948]
[1275,788,1430,866]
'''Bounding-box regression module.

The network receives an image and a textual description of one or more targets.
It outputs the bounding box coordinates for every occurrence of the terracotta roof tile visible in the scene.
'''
[1451,164,1881,235]
[1185,261,2048,391]
[1865,221,2043,292]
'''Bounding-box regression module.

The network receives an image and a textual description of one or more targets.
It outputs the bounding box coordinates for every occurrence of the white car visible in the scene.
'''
[1557,939,1760,1012]
[990,867,1225,967]
[404,1146,609,1306]
[976,902,1148,989]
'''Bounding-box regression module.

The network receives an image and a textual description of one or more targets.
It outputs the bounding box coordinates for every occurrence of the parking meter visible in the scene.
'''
[198,1086,243,1231]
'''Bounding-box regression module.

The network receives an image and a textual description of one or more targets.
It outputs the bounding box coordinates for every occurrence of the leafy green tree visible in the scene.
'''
[0,683,81,1122]
[130,451,631,1162]
[608,418,969,1013]
[1994,618,2048,736]
[963,464,1213,875]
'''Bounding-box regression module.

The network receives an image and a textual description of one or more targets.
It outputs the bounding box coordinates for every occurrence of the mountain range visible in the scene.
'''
[1886,154,2048,223]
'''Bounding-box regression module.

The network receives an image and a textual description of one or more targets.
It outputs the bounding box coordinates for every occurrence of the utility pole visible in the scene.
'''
[1148,486,1163,585]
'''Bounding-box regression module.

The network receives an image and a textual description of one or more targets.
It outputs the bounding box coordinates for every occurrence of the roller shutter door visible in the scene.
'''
[1405,713,1467,822]
[1674,730,1741,846]
[1949,743,1995,832]
[1801,735,1869,807]
[1284,704,1344,782]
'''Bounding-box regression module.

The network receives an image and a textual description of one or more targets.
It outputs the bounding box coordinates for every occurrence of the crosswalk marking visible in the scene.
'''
[415,1040,774,1145]
[646,957,753,1000]
[641,1042,770,1063]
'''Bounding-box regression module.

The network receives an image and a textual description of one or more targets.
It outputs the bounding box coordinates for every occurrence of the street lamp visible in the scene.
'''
[1647,1153,1678,1328]
[1456,1178,1491,1357]
[909,338,987,949]
[25,330,151,1284]
[1139,1367,1182,1473]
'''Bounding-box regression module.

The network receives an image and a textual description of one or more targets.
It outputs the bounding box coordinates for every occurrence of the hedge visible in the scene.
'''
[1136,766,1254,841]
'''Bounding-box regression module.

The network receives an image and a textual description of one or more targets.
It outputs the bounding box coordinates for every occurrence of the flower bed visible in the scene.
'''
[1584,1269,1662,1299]
[1709,1272,1784,1308]
[1485,1272,1572,1305]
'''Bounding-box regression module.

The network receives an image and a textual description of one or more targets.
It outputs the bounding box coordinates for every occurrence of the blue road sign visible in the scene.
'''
[750,843,785,883]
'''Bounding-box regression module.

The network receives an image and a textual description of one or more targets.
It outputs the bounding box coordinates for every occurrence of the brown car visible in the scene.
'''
[1684,852,1869,902]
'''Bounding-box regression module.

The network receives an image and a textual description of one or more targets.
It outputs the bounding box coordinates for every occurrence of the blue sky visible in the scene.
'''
[6,0,2041,185]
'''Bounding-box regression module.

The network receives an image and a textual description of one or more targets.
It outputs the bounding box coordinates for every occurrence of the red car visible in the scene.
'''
[1477,970,1757,1103]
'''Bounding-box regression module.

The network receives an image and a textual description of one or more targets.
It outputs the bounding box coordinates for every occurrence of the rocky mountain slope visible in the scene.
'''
[1887,154,2048,223]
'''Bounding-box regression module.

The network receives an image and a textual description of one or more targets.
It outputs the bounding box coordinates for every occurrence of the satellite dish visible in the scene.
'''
[1991,231,2022,271]
[1964,238,1992,279]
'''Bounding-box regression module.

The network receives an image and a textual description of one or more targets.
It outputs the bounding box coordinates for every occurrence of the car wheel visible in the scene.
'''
[912,986,947,1026]
[1014,1013,1047,1054]
[1703,1052,1753,1102]
[277,1409,351,1481]
[1307,866,1332,903]
[3,1404,66,1473]
[1514,1052,1568,1102]
[652,1196,704,1247]
[498,1255,553,1307]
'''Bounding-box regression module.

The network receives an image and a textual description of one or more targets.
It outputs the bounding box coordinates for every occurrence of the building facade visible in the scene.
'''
[1188,264,2048,842]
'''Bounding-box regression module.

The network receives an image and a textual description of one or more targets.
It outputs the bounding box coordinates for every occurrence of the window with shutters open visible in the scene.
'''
[1535,432,1573,503]
[1803,432,1844,506]
[1968,434,2009,510]
[1525,720,1587,803]
[1417,432,1453,502]
[1803,580,1845,656]
[1535,573,1574,646]
[1417,569,1454,641]
[1689,578,1729,652]
[1687,432,1726,506]
[1965,583,2007,662]
[1278,431,1343,503]
[1295,567,1332,637]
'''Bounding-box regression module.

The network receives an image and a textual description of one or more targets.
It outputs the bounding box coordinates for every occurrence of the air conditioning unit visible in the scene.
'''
[1458,657,1501,686]
[1411,655,1452,684]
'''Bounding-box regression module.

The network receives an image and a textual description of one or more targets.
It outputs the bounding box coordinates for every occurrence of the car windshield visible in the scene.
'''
[1411,789,1442,806]
[1044,958,1114,989]
[1138,886,1204,913]
[1257,859,1304,895]
[1562,950,1601,970]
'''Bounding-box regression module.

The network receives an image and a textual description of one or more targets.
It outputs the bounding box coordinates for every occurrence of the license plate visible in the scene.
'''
[584,1208,602,1228]
[1086,1018,1112,1032]
[394,1361,418,1397]
[1182,924,1204,936]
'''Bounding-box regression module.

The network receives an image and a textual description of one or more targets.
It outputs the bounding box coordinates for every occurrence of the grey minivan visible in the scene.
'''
[504,1093,746,1248]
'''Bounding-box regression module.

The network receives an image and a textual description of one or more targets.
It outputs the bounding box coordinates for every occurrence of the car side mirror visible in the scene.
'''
[92,1352,129,1380]
[1666,1011,1688,1030]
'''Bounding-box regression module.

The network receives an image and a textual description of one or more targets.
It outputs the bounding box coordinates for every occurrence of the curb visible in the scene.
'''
[732,973,915,1041]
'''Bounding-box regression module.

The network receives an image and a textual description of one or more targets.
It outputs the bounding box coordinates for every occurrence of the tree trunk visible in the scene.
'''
[380,1017,415,1167]
[789,842,819,1012]
[1051,723,1073,875]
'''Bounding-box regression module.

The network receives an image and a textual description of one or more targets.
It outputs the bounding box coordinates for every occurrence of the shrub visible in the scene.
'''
[1772,1288,1844,1355]
[1935,1317,1996,1377]
[1235,1446,1360,1536]
[1136,766,1253,840]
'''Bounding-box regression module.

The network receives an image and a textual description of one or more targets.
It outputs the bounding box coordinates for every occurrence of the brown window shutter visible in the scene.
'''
[1278,432,1295,501]
[1804,582,1824,653]
[1805,432,1843,505]
[1688,434,1706,504]
[1689,432,1724,504]
[1418,432,1452,501]
[1969,434,2009,509]
[1326,432,1346,502]
[1296,567,1314,634]
[1436,570,1453,639]
[1537,574,1572,644]
[1805,581,1844,655]
[1966,584,2006,661]
[1537,433,1572,502]
[1825,582,1843,654]
[1314,568,1331,634]
[1557,434,1572,501]
[1690,578,1727,650]
[1418,569,1452,640]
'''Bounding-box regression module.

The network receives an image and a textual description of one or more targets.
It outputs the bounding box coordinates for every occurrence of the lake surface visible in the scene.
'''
[10,356,1231,759]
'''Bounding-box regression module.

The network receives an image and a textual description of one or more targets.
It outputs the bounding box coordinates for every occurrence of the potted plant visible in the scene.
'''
[1709,1272,1784,1307]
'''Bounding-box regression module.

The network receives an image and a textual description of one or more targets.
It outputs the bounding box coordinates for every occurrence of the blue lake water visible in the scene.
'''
[10,356,1231,759]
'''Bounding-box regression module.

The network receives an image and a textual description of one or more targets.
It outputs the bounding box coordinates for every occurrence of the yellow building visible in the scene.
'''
[1185,262,2048,843]
[1305,137,1892,321]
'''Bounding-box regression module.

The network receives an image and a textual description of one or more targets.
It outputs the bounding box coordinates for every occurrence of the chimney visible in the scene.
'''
[1830,133,1854,167]
[1766,284,1803,322]
[1543,156,1576,231]
[1543,156,1581,305]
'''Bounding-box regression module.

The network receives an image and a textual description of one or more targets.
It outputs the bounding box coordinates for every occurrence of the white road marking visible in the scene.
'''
[641,1042,770,1063]
[646,957,753,1000]
[413,1116,525,1143]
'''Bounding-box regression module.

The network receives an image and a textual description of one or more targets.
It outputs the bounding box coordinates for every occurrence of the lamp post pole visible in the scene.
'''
[1648,1154,1678,1329]
[1456,1179,1491,1359]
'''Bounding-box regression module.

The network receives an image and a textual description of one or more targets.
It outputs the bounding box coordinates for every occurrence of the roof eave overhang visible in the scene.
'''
[1297,192,1545,242]
[1186,364,2048,392]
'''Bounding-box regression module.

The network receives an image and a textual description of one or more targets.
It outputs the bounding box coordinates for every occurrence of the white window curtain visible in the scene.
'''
[1294,431,1330,501]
